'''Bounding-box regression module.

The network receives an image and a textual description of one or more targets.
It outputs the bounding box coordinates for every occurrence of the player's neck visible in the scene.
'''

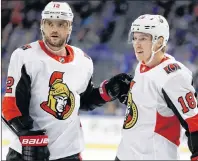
[146,52,165,68]
[44,42,66,57]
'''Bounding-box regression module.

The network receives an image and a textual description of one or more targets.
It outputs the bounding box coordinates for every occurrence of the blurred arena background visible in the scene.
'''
[1,0,198,160]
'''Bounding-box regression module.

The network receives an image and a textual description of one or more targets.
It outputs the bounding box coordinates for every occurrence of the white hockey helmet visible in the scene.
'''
[41,1,74,46]
[128,14,169,64]
[128,14,169,45]
[41,1,74,22]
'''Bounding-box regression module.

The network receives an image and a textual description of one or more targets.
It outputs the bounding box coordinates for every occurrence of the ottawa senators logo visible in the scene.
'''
[123,81,138,129]
[40,71,75,120]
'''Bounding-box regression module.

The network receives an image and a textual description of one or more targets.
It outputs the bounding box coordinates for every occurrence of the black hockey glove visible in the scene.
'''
[19,130,50,161]
[117,74,133,104]
[9,116,50,161]
[99,73,132,102]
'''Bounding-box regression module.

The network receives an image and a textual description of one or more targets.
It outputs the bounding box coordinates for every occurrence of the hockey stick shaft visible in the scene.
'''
[1,116,19,136]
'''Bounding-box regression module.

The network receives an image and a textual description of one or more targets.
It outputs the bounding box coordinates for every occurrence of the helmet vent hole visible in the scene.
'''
[50,16,52,18]
[57,16,59,18]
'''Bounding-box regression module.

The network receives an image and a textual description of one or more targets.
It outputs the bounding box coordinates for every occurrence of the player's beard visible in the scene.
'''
[44,34,66,48]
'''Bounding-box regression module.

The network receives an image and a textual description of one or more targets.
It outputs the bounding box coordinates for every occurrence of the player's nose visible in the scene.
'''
[134,43,141,49]
[51,25,59,33]
[133,40,141,46]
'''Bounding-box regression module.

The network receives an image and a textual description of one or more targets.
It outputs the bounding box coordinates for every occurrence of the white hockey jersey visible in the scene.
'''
[2,40,93,160]
[116,54,198,160]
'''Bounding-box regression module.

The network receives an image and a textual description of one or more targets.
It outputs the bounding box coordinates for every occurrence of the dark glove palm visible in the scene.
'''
[117,74,133,104]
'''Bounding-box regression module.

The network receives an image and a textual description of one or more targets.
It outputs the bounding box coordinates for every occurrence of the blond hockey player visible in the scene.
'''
[116,14,198,160]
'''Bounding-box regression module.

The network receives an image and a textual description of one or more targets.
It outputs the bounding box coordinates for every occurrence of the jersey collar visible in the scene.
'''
[140,56,169,73]
[38,40,74,64]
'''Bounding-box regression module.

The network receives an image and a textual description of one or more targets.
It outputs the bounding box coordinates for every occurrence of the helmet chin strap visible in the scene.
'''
[144,41,164,65]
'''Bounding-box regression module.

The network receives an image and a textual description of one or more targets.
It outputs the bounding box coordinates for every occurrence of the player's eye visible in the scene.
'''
[140,37,146,41]
[59,23,64,27]
[47,21,53,26]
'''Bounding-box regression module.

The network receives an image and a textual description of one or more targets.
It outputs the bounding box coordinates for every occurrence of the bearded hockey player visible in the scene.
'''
[116,14,198,160]
[2,2,131,161]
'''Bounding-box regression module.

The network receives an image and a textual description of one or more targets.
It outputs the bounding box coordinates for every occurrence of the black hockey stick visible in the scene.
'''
[1,115,19,136]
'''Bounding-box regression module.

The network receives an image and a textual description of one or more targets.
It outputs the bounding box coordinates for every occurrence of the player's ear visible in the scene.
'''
[40,20,44,25]
[66,21,72,32]
[40,20,44,31]
[157,36,164,47]
[69,25,72,33]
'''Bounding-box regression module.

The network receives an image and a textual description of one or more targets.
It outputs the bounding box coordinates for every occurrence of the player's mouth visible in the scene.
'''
[51,35,59,38]
[136,51,143,54]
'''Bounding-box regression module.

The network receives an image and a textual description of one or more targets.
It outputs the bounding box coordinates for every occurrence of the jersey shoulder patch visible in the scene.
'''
[163,63,181,74]
[20,44,32,50]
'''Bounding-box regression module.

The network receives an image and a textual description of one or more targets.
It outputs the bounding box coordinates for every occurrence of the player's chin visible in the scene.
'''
[50,37,60,42]
[50,39,62,45]
[136,55,144,62]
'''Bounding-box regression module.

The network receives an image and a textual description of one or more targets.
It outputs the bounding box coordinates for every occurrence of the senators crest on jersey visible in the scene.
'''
[40,71,75,120]
[123,81,138,129]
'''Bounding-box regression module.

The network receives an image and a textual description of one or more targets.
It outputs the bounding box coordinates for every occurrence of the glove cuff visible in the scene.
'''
[20,135,48,146]
[99,80,112,102]
[191,152,198,161]
[191,156,198,161]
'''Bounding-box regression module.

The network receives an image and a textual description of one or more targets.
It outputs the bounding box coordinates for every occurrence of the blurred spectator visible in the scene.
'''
[114,0,129,15]
[154,0,175,18]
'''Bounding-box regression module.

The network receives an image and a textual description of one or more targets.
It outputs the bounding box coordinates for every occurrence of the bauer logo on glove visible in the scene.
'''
[20,135,49,146]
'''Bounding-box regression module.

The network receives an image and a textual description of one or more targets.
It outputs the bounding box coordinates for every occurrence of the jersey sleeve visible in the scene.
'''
[82,57,94,93]
[2,48,31,121]
[76,50,94,94]
[79,77,106,111]
[79,57,107,111]
[162,73,198,132]
[162,72,198,157]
